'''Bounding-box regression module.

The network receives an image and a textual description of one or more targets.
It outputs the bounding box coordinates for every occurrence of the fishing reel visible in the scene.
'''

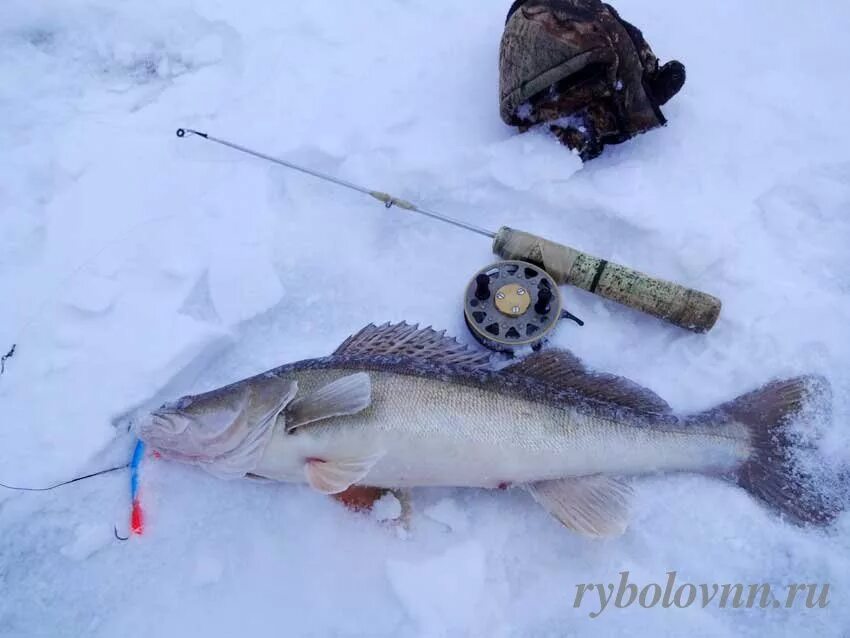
[463,260,583,353]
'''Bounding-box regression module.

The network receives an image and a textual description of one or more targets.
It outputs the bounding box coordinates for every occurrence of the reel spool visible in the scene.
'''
[463,260,582,353]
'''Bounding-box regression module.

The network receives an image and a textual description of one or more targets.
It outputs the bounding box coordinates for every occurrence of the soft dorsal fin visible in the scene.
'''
[333,322,492,369]
[503,350,671,413]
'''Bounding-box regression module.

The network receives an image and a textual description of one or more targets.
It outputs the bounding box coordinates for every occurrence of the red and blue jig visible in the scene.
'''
[128,439,146,535]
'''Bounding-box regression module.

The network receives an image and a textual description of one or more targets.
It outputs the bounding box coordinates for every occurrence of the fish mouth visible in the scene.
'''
[141,410,187,436]
[135,410,196,456]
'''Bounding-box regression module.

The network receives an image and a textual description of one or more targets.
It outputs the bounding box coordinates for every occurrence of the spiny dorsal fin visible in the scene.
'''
[333,322,492,369]
[503,350,671,414]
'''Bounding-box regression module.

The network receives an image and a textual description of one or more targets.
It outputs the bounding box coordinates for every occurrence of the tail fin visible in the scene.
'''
[713,375,839,526]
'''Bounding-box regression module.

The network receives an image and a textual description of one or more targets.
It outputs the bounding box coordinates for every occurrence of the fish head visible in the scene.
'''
[135,375,299,478]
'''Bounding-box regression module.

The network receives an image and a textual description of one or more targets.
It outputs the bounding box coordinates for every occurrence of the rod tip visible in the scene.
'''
[176,128,186,137]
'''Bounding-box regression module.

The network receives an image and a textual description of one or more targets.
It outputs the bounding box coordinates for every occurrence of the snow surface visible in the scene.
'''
[2,0,850,635]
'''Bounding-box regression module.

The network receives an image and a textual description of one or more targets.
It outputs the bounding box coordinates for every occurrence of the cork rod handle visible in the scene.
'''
[492,227,721,333]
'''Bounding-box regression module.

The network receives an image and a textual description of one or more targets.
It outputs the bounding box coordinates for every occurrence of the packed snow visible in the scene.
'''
[2,0,850,635]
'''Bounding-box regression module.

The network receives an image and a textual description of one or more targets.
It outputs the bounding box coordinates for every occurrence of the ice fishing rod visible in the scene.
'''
[176,128,721,336]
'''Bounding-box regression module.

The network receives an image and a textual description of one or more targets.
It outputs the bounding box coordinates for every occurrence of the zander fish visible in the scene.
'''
[137,322,838,536]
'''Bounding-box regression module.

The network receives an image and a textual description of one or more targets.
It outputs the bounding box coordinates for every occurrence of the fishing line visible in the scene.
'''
[1,459,144,543]
[0,463,129,491]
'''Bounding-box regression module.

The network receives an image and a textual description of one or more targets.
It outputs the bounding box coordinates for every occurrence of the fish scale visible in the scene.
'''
[253,367,748,489]
[137,322,836,536]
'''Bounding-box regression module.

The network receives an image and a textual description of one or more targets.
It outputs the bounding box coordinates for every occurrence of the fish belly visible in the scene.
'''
[254,369,749,488]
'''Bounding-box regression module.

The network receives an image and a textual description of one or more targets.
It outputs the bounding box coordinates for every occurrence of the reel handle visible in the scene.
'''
[492,227,721,333]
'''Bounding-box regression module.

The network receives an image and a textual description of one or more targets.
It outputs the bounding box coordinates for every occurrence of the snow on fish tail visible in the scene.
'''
[696,375,839,526]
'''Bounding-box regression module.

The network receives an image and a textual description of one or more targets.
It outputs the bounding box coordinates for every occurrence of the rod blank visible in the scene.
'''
[176,128,494,238]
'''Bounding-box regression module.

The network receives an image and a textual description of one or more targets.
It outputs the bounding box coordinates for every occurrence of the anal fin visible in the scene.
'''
[526,475,633,538]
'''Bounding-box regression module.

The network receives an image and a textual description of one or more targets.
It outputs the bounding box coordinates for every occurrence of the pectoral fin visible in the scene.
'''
[304,452,384,494]
[526,475,633,538]
[285,372,371,432]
